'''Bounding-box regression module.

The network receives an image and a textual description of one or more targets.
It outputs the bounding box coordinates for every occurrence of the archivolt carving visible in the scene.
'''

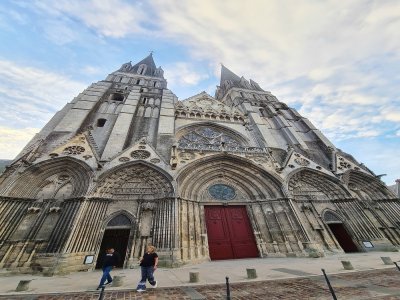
[288,170,351,200]
[348,171,396,200]
[323,211,343,223]
[93,162,174,200]
[177,124,249,153]
[2,157,92,199]
[177,154,285,201]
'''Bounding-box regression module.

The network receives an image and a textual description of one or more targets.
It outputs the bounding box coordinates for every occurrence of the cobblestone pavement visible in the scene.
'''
[1,268,399,300]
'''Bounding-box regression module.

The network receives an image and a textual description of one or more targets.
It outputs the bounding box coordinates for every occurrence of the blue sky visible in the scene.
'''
[0,0,399,185]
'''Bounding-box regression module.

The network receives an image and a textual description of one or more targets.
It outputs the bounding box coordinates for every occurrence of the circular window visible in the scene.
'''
[208,184,236,201]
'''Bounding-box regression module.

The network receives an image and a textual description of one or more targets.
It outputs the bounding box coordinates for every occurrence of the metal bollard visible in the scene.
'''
[98,284,105,300]
[321,269,337,300]
[394,261,400,271]
[226,276,231,300]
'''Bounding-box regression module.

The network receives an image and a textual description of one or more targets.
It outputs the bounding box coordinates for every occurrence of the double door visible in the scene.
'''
[205,206,259,260]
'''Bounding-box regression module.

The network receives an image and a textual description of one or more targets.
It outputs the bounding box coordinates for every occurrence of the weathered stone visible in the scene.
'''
[381,256,393,265]
[190,271,200,283]
[247,268,257,279]
[16,280,31,292]
[0,54,399,276]
[341,261,354,270]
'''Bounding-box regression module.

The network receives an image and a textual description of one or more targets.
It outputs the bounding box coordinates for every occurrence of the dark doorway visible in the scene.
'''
[95,229,130,268]
[205,206,259,260]
[328,223,359,253]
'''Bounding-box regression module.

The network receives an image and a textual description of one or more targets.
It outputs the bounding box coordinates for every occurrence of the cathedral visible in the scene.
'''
[0,54,399,275]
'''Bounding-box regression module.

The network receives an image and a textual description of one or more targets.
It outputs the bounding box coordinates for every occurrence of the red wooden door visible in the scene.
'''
[205,206,258,260]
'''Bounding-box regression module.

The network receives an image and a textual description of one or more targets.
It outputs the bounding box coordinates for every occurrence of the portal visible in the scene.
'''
[205,206,259,260]
[95,228,130,268]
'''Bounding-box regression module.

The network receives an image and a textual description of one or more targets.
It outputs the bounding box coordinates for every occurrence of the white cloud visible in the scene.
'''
[0,127,39,159]
[31,0,147,38]
[146,0,400,141]
[164,62,209,87]
[0,60,86,157]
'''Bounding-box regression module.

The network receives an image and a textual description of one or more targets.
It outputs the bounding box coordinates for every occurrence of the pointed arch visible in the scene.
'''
[347,170,396,200]
[92,161,174,200]
[177,154,285,201]
[287,168,351,200]
[2,157,93,199]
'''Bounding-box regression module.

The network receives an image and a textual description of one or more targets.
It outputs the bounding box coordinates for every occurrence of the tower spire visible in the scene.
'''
[220,64,241,86]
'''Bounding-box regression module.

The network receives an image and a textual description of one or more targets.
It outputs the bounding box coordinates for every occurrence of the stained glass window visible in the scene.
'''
[208,184,236,200]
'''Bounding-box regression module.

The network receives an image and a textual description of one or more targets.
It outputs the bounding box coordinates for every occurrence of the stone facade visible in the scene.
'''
[0,54,399,274]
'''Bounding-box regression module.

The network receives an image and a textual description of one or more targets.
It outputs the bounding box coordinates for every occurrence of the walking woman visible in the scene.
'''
[136,245,158,292]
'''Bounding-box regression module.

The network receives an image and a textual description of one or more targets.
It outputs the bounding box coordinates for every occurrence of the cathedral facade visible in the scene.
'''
[0,55,399,274]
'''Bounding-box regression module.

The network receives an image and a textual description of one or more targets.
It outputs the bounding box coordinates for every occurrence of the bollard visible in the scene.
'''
[98,284,105,300]
[189,271,199,283]
[111,275,124,287]
[246,268,257,279]
[226,276,231,300]
[381,257,393,265]
[321,269,337,300]
[394,261,400,271]
[16,280,31,292]
[341,260,354,270]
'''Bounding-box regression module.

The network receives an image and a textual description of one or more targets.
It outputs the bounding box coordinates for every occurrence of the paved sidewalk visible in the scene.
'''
[0,251,399,298]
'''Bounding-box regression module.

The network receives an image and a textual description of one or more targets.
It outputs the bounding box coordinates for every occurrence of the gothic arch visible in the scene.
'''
[176,122,250,148]
[287,168,352,200]
[2,157,93,199]
[322,210,344,224]
[92,161,174,200]
[347,170,396,200]
[103,210,136,229]
[177,154,285,201]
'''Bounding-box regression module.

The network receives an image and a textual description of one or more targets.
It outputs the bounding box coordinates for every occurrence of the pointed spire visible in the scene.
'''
[132,53,157,70]
[220,64,241,86]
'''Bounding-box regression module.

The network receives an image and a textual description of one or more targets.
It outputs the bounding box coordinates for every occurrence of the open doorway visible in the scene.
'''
[323,211,359,253]
[327,223,359,253]
[96,214,132,269]
[95,229,130,268]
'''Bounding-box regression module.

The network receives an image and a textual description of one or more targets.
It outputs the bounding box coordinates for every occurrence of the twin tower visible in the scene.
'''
[0,54,398,274]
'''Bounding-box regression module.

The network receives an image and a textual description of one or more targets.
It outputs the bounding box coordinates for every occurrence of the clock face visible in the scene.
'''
[208,184,236,201]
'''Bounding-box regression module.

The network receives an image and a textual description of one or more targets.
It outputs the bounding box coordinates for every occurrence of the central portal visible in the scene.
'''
[205,206,259,260]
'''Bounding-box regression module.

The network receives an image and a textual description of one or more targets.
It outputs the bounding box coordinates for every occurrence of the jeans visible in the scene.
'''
[99,266,113,286]
[139,266,156,286]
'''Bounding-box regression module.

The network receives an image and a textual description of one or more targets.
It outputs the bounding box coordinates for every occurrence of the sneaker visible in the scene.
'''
[137,288,146,292]
[151,281,157,288]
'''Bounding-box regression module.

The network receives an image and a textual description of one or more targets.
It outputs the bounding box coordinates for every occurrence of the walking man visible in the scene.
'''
[97,248,120,290]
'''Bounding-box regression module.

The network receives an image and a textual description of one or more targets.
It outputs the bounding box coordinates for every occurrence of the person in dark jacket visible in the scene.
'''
[97,248,120,290]
[136,245,158,292]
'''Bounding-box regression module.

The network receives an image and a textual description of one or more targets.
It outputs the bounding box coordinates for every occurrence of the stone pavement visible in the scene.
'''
[0,251,399,299]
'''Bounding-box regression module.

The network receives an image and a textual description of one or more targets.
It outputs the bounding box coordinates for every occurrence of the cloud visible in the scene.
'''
[164,62,209,87]
[31,0,148,38]
[0,59,86,157]
[0,127,40,159]
[146,0,400,141]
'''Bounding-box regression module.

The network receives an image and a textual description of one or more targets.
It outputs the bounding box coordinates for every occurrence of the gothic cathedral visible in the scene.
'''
[0,54,399,274]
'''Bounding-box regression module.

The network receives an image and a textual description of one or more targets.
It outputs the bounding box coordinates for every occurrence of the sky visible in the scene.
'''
[0,0,399,185]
